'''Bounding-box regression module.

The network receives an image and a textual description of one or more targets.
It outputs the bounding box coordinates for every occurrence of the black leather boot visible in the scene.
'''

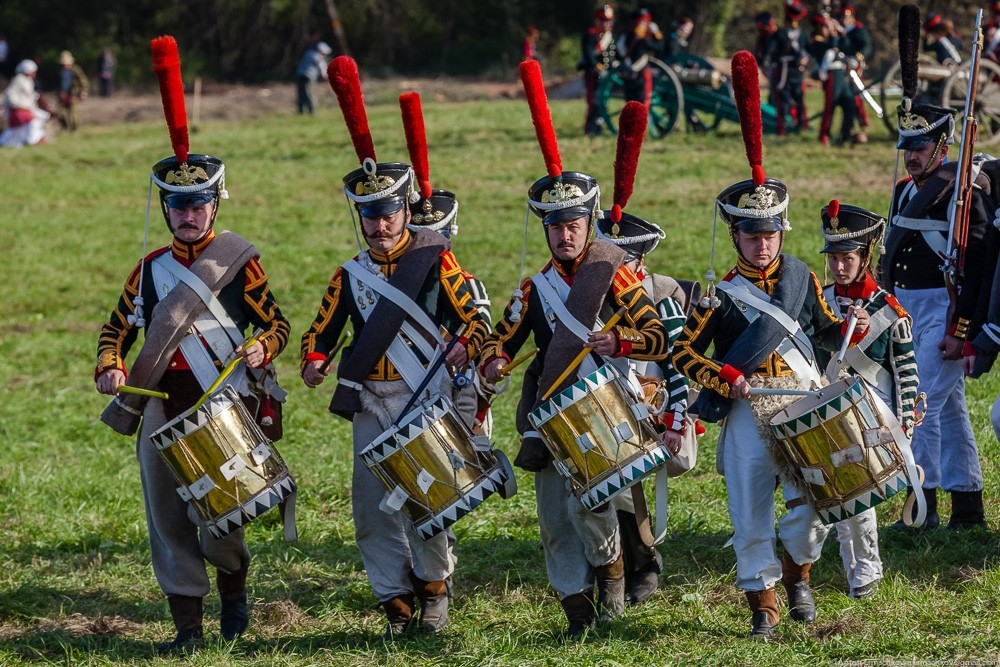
[781,552,816,624]
[594,554,625,626]
[616,509,662,606]
[745,588,779,640]
[560,591,596,638]
[217,564,249,641]
[411,574,451,634]
[948,490,987,530]
[157,596,204,654]
[381,594,416,640]
[889,486,939,530]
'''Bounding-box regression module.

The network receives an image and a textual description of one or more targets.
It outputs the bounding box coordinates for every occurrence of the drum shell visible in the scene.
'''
[361,395,512,540]
[150,386,295,538]
[528,364,670,509]
[770,377,909,524]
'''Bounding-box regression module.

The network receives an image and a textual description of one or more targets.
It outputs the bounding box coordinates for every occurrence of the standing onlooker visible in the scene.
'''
[295,40,332,115]
[0,59,49,147]
[523,25,540,62]
[767,0,811,135]
[57,50,88,132]
[97,47,116,97]
[579,4,617,136]
[666,17,694,59]
[0,35,9,84]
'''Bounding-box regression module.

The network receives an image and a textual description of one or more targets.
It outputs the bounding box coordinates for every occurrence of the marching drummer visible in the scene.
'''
[817,201,919,598]
[94,36,290,654]
[479,64,675,637]
[299,57,490,640]
[671,51,869,640]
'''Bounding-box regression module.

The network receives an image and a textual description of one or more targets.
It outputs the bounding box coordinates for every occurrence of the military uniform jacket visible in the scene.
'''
[767,26,809,82]
[300,229,489,385]
[97,230,290,379]
[480,242,671,429]
[672,256,843,399]
[579,28,617,73]
[881,166,995,340]
[821,273,919,429]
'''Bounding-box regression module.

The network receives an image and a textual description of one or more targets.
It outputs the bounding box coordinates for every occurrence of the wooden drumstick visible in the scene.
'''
[540,306,627,402]
[748,387,821,397]
[832,299,864,376]
[319,330,352,375]
[118,385,169,400]
[499,348,537,376]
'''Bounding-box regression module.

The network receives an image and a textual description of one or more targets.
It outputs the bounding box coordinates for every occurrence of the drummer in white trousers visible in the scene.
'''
[300,56,490,641]
[671,50,869,641]
[817,200,920,599]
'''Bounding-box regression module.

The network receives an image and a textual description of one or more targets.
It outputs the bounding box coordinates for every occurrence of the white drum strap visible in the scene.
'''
[653,466,668,545]
[151,256,242,392]
[717,278,820,382]
[823,288,895,395]
[343,258,445,393]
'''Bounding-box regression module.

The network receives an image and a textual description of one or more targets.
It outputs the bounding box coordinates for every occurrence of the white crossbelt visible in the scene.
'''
[717,277,820,382]
[151,255,248,393]
[343,257,446,393]
[825,288,895,395]
[892,179,950,259]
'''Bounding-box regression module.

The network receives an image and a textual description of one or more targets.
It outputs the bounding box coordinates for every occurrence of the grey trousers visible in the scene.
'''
[352,410,455,602]
[535,464,620,599]
[137,398,250,598]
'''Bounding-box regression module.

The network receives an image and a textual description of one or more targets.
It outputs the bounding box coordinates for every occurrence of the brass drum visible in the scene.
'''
[150,386,296,539]
[770,376,910,524]
[360,394,516,540]
[528,364,670,510]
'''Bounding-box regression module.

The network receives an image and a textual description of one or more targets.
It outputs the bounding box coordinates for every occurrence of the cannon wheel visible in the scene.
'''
[879,55,957,134]
[941,58,1000,147]
[595,58,684,138]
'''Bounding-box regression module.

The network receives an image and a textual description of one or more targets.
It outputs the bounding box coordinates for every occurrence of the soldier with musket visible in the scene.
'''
[580,3,617,136]
[672,51,869,640]
[879,5,992,531]
[480,64,676,637]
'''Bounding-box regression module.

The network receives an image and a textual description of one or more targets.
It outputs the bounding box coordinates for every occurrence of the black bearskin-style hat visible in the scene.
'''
[150,37,228,215]
[409,188,458,235]
[341,162,413,218]
[717,50,790,234]
[896,103,955,150]
[329,56,415,219]
[717,177,790,233]
[521,60,600,226]
[819,199,886,255]
[152,154,227,209]
[527,171,600,225]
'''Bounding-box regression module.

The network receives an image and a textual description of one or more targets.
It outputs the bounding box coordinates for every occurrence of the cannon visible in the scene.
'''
[594,54,792,137]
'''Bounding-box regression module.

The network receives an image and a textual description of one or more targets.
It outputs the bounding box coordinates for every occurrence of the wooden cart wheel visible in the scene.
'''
[942,57,1000,147]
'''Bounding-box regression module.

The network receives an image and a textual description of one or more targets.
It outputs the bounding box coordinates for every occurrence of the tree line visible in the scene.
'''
[0,0,986,88]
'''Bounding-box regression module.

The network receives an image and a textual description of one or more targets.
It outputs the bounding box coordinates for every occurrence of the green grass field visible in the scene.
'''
[2,93,1000,666]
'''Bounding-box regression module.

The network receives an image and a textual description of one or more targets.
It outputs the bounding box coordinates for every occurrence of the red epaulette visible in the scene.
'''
[884,293,909,319]
[611,263,641,294]
[439,249,460,272]
[722,267,739,281]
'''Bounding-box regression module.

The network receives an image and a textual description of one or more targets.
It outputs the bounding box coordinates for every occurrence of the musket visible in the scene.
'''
[944,9,984,289]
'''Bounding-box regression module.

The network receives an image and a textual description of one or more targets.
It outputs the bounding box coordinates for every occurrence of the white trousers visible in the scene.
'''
[895,287,982,491]
[720,398,829,591]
